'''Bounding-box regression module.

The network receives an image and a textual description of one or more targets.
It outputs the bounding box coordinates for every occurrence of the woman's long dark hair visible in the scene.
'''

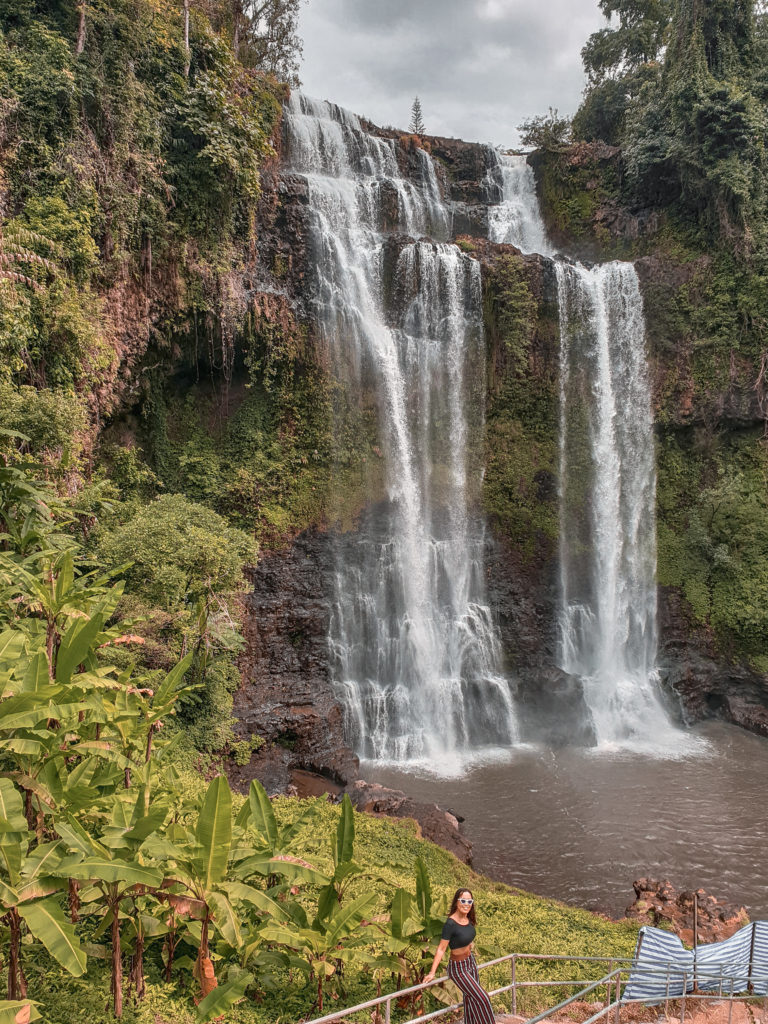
[448,887,477,925]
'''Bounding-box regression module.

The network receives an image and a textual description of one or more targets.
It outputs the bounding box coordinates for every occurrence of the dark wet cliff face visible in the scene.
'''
[233,125,768,786]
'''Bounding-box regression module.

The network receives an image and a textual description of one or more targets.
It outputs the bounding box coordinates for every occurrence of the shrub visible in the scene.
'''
[96,492,257,608]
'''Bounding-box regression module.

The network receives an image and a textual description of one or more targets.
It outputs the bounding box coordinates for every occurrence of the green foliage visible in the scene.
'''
[656,429,768,659]
[0,0,282,396]
[624,0,767,232]
[518,107,572,150]
[531,147,620,249]
[168,28,279,239]
[0,384,88,472]
[483,253,559,561]
[96,494,255,610]
[485,254,537,364]
[581,0,670,84]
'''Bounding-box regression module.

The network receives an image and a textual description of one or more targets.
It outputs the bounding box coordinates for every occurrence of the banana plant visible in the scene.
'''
[316,793,368,920]
[232,779,328,891]
[385,857,446,992]
[260,890,382,1013]
[235,777,320,857]
[54,789,165,1018]
[143,775,255,1013]
[0,779,86,1000]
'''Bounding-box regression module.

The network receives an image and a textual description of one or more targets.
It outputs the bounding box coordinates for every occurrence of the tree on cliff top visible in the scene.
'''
[225,0,305,84]
[574,0,671,144]
[409,96,425,134]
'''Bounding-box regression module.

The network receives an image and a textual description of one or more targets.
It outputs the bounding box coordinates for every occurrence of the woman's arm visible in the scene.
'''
[424,938,450,982]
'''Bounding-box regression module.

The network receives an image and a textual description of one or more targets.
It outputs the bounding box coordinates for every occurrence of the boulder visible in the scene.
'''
[348,780,473,864]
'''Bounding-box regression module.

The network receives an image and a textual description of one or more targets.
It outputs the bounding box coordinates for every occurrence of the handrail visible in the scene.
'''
[300,951,768,1024]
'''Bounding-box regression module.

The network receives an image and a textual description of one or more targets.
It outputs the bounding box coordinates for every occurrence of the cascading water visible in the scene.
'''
[487,153,552,256]
[486,149,680,747]
[283,94,517,766]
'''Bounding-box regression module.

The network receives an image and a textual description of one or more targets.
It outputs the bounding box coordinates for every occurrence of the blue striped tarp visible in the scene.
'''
[622,923,768,1003]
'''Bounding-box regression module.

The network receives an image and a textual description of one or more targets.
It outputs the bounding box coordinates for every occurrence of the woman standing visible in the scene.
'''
[424,887,495,1024]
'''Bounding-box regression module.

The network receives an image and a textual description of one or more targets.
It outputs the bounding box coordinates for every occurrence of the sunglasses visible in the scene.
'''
[458,898,474,904]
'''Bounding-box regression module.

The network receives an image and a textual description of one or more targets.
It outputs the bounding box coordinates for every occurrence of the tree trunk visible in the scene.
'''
[69,878,81,923]
[7,909,27,1000]
[76,1,86,53]
[232,1,241,58]
[24,789,35,832]
[111,901,123,1018]
[130,928,146,1001]
[183,0,190,77]
[163,915,178,983]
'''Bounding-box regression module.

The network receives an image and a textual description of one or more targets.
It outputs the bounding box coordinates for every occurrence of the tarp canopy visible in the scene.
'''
[622,922,768,1003]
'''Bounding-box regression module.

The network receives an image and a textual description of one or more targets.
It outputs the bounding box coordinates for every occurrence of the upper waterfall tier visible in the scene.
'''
[486,152,553,256]
[284,93,450,242]
[283,95,518,766]
[486,146,682,750]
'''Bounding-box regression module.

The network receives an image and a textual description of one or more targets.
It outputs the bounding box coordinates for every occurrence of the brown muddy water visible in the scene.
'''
[366,721,768,919]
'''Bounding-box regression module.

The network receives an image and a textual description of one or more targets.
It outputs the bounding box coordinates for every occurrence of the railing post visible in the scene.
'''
[614,969,622,1024]
[610,958,618,1007]
[681,971,687,1024]
[511,954,517,1017]
[664,965,671,1019]
[728,975,735,1024]
[384,994,391,1024]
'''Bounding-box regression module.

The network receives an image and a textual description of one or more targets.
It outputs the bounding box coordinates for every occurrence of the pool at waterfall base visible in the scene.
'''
[365,719,768,920]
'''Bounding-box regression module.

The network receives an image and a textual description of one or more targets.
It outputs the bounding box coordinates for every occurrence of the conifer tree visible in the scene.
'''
[409,96,425,134]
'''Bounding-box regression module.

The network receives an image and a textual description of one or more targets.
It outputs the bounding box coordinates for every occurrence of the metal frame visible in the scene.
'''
[300,951,768,1024]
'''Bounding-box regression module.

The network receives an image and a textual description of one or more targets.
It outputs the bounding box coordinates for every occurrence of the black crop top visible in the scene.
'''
[441,916,476,949]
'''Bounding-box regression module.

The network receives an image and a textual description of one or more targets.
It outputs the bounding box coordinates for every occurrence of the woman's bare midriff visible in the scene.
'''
[450,943,472,957]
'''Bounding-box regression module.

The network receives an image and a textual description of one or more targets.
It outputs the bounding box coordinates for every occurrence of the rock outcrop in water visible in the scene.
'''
[626,879,749,944]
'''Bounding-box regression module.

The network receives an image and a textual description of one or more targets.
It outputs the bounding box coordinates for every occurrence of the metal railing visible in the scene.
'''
[300,952,768,1024]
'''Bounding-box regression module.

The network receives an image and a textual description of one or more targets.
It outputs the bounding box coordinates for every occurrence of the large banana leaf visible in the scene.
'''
[0,878,17,906]
[0,629,26,665]
[324,892,378,948]
[415,856,432,922]
[19,652,49,694]
[22,842,63,880]
[0,999,42,1023]
[255,922,306,949]
[390,888,412,940]
[334,793,355,866]
[148,653,194,719]
[63,857,163,888]
[195,971,253,1023]
[55,588,122,685]
[207,891,241,948]
[18,897,87,976]
[55,817,105,858]
[220,881,292,923]
[235,854,329,887]
[0,779,27,834]
[245,779,278,851]
[195,776,231,889]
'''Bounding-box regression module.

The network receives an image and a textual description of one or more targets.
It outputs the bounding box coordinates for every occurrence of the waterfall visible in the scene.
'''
[487,149,678,747]
[487,153,552,256]
[283,94,518,766]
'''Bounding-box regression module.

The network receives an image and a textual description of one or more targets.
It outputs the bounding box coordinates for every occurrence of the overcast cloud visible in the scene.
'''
[297,0,607,147]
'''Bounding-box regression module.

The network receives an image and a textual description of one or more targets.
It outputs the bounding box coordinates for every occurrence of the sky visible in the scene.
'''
[297,0,608,148]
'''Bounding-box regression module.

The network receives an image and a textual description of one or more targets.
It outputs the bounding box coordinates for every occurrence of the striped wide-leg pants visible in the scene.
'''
[447,954,495,1024]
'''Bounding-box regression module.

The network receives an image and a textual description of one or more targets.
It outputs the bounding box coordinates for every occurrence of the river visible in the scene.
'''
[367,720,768,919]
